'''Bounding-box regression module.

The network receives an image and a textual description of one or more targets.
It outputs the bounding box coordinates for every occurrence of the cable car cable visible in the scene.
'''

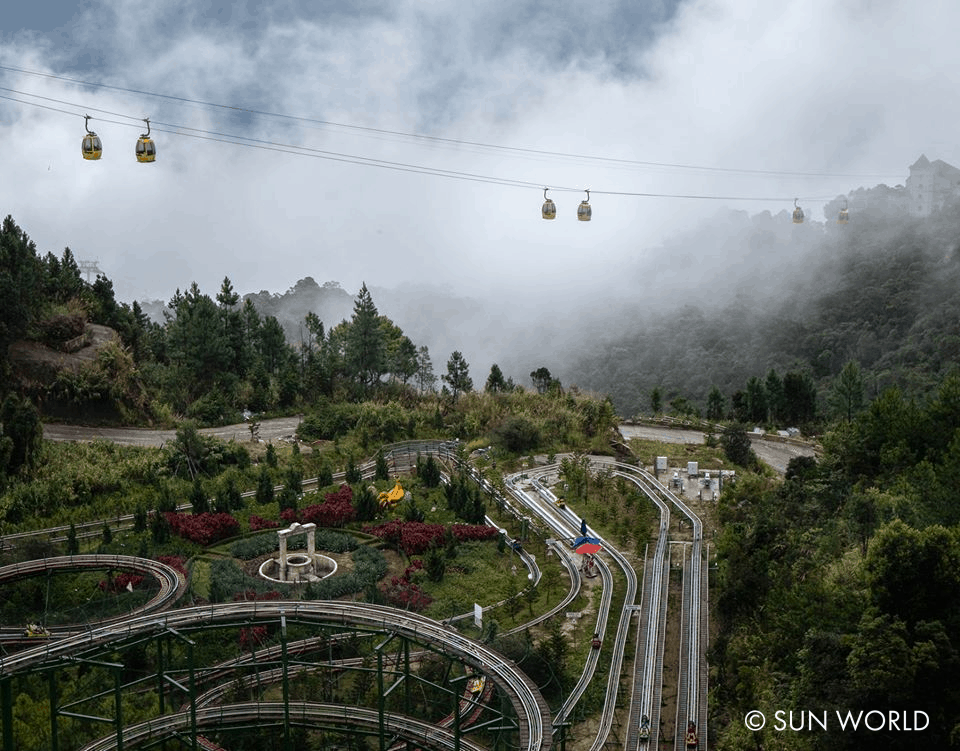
[0,63,906,181]
[0,91,841,202]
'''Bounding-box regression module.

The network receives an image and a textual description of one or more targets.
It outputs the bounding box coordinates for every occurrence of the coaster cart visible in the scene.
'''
[591,633,602,650]
[685,720,699,748]
[24,623,51,638]
[638,715,650,743]
[581,554,598,578]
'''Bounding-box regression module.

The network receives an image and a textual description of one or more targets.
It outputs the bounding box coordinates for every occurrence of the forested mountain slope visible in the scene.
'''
[566,202,960,418]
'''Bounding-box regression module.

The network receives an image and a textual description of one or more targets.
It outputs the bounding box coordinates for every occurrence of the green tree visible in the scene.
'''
[0,216,45,374]
[705,385,726,422]
[255,466,275,505]
[345,283,387,394]
[345,458,362,484]
[424,546,446,583]
[380,319,418,385]
[649,386,662,415]
[66,523,79,554]
[375,450,389,481]
[165,282,233,398]
[354,484,378,522]
[530,367,552,395]
[416,345,437,393]
[442,351,473,401]
[485,363,508,393]
[151,510,170,544]
[830,359,865,422]
[259,316,288,374]
[782,370,817,425]
[720,424,755,467]
[133,506,148,533]
[317,460,334,488]
[745,376,767,425]
[190,477,209,514]
[492,416,540,453]
[0,394,42,474]
[418,454,442,487]
[765,369,785,423]
[168,421,207,479]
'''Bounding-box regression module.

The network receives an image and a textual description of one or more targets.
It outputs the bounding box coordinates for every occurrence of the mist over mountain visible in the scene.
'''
[566,198,960,417]
[134,165,960,417]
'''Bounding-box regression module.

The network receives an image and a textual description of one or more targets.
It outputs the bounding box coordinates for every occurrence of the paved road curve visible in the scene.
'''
[619,424,817,475]
[42,416,303,447]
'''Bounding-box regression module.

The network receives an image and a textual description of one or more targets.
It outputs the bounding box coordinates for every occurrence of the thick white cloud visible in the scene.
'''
[1,0,957,321]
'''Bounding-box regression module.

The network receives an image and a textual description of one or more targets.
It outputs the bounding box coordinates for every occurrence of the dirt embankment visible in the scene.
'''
[8,324,119,385]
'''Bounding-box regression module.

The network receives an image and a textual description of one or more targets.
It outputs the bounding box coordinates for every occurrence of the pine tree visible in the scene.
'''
[190,478,209,514]
[66,523,79,555]
[375,451,389,481]
[442,351,473,402]
[416,346,437,393]
[486,363,507,393]
[346,283,387,393]
[256,466,274,505]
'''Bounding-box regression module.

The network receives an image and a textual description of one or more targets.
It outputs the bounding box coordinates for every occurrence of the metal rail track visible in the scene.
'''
[76,702,490,751]
[0,554,185,641]
[606,462,705,751]
[0,600,552,751]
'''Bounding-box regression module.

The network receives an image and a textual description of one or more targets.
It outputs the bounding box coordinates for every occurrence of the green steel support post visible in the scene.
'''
[280,614,291,751]
[1,678,13,751]
[48,670,59,751]
[114,666,124,751]
[156,634,165,715]
[187,641,198,751]
[377,650,385,751]
[403,639,410,718]
[452,680,461,751]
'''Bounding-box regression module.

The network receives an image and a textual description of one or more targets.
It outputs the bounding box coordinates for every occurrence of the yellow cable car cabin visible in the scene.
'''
[542,188,556,220]
[136,118,156,163]
[792,198,804,224]
[838,200,849,224]
[81,115,102,160]
[577,189,592,221]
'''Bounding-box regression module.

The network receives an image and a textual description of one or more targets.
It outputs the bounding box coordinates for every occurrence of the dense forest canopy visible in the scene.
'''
[567,198,960,420]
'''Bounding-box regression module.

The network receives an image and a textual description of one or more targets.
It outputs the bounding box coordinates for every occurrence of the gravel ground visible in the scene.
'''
[619,424,817,475]
[42,416,303,448]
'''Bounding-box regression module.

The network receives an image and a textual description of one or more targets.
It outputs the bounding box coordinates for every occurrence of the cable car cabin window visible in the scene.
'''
[81,135,102,160]
[136,138,156,162]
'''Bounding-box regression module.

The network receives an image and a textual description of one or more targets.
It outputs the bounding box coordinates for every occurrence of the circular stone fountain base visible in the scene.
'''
[258,553,337,584]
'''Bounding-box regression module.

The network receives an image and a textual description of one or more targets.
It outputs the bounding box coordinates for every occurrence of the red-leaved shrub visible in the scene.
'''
[164,512,240,546]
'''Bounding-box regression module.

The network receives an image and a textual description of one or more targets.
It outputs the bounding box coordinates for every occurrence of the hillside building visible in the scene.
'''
[905,154,960,216]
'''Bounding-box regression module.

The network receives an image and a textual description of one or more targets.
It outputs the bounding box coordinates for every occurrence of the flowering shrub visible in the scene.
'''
[380,559,432,611]
[363,521,498,555]
[164,512,240,546]
[281,484,356,528]
[249,515,278,531]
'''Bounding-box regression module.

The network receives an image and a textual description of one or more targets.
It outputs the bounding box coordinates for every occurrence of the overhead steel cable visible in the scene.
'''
[0,89,839,202]
[0,62,906,180]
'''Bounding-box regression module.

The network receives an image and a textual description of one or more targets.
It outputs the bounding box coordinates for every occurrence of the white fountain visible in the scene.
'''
[258,521,337,584]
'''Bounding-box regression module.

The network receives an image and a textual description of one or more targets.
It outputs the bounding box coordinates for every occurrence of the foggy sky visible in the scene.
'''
[1,0,957,386]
